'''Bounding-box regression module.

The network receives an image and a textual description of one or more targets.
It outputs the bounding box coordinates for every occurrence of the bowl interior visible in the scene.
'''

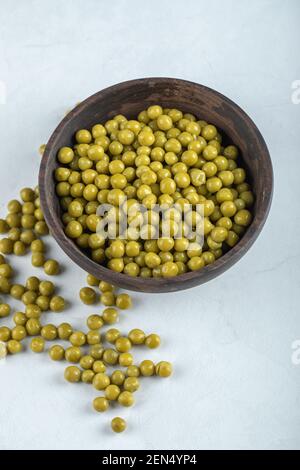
[39,78,273,293]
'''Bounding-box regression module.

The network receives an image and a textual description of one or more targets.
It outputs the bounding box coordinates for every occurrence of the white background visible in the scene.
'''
[0,0,300,450]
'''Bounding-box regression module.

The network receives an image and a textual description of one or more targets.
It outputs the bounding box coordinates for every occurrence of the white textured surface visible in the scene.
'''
[0,0,300,451]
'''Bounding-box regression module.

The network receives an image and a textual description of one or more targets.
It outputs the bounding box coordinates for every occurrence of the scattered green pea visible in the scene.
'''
[93,397,109,412]
[44,259,60,276]
[10,284,26,300]
[30,337,45,353]
[145,333,161,349]
[0,326,11,342]
[0,303,11,318]
[118,391,134,407]
[156,361,173,377]
[49,345,65,361]
[64,366,81,383]
[139,359,155,376]
[111,417,126,433]
[7,339,23,354]
[86,314,103,330]
[49,295,65,312]
[41,324,57,341]
[79,286,97,305]
[58,322,73,340]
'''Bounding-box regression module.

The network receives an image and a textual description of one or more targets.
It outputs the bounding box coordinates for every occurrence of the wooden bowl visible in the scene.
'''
[39,78,273,293]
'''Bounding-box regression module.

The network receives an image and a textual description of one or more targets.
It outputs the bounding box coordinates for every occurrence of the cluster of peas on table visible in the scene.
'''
[55,104,254,279]
[0,184,172,433]
[0,186,64,354]
[68,277,172,434]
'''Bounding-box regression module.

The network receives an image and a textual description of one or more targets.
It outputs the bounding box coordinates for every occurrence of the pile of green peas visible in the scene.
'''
[0,265,66,353]
[62,278,172,433]
[56,105,254,278]
[0,186,66,353]
[0,214,172,435]
[0,187,61,275]
[79,274,133,309]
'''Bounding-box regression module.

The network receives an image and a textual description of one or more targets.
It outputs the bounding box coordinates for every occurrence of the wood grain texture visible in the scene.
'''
[39,78,273,293]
